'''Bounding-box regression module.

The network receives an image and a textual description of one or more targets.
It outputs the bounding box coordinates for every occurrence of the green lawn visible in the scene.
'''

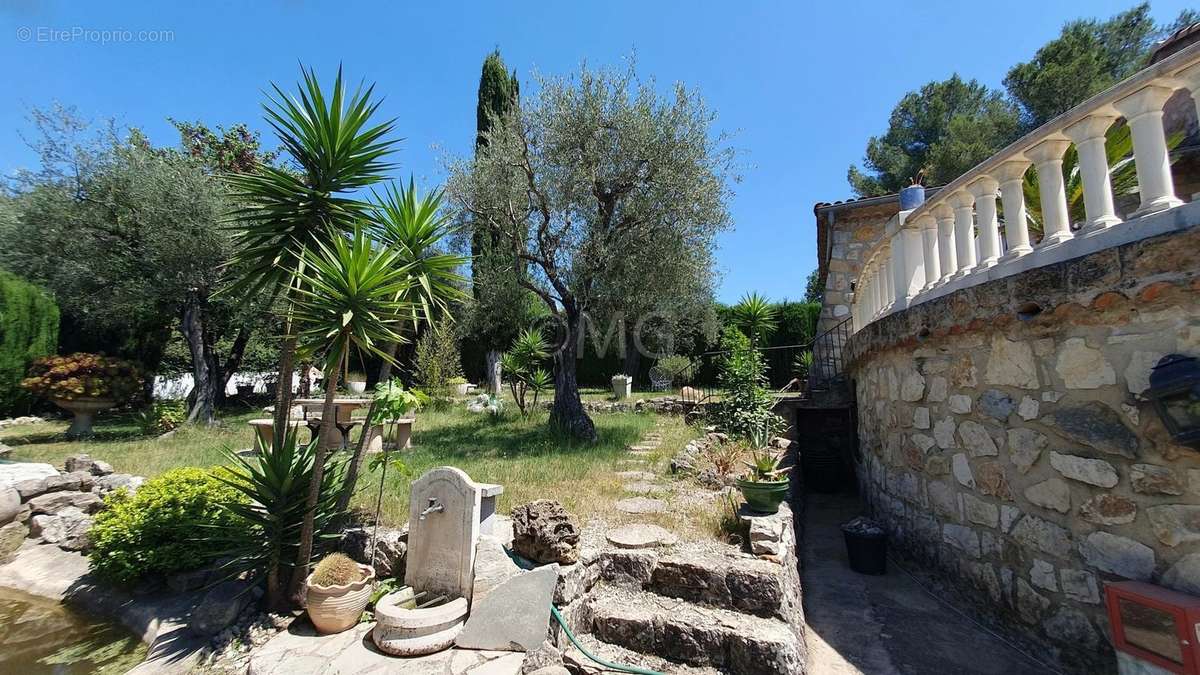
[1,399,700,529]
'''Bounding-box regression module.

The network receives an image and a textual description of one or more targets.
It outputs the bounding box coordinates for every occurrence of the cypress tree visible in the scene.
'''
[0,270,60,416]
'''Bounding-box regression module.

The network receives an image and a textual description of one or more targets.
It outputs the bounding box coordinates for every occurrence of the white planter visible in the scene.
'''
[453,383,470,397]
[611,376,632,400]
[347,381,367,395]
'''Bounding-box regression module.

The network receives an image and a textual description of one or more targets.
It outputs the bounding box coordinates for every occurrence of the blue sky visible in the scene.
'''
[0,1,1192,303]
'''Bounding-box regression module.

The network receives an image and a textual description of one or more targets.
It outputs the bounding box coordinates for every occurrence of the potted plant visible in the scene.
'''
[21,353,142,439]
[899,170,926,210]
[611,373,633,400]
[448,376,470,397]
[734,427,791,514]
[305,552,375,633]
[346,371,368,395]
[371,379,428,450]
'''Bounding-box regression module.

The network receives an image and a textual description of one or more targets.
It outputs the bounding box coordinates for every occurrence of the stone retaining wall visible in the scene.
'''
[846,223,1200,673]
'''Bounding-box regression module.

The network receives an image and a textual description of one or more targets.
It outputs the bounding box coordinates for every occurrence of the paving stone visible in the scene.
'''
[615,471,658,482]
[1049,451,1118,488]
[1055,338,1116,389]
[958,420,998,457]
[1080,531,1155,579]
[623,482,667,495]
[1047,402,1139,458]
[1023,478,1071,514]
[975,462,1012,500]
[615,497,666,514]
[1131,464,1184,495]
[1079,494,1137,525]
[598,550,657,588]
[606,524,678,549]
[456,565,558,651]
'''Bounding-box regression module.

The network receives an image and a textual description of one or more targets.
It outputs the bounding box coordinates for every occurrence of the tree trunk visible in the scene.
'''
[622,329,640,385]
[485,349,502,394]
[334,398,377,518]
[549,309,597,441]
[181,294,217,426]
[289,344,345,604]
[271,329,297,452]
[376,341,400,383]
[220,324,254,393]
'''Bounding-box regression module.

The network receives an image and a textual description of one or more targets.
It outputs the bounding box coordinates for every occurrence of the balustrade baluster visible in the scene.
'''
[1063,114,1122,231]
[933,204,957,283]
[1113,85,1183,216]
[1026,138,1074,245]
[968,177,1002,268]
[994,159,1033,258]
[949,190,976,278]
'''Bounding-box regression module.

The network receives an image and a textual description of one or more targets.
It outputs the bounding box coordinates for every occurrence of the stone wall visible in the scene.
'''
[846,223,1200,673]
[816,200,896,333]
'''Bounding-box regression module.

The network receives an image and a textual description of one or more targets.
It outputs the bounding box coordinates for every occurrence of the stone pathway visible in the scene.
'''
[611,428,672,517]
[802,492,1056,675]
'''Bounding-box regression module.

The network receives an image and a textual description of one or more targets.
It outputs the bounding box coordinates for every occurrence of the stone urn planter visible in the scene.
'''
[346,380,367,395]
[452,382,471,397]
[53,397,117,440]
[611,375,633,400]
[736,478,789,514]
[305,563,375,634]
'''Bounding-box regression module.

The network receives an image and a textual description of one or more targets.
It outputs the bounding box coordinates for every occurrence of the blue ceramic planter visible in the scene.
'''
[899,185,926,210]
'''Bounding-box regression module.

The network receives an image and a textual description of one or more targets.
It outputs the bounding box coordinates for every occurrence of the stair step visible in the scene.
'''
[584,585,803,674]
[646,550,797,621]
[561,632,720,674]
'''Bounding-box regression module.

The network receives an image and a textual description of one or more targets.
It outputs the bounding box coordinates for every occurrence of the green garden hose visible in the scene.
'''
[550,604,663,675]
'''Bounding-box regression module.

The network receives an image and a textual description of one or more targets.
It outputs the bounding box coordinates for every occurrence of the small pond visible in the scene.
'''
[0,587,147,674]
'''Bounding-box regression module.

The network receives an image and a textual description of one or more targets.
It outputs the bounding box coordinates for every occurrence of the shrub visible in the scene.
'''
[654,354,694,385]
[22,352,142,404]
[0,271,59,416]
[501,328,551,416]
[709,327,784,440]
[310,552,364,586]
[138,400,186,435]
[414,326,463,403]
[88,467,244,583]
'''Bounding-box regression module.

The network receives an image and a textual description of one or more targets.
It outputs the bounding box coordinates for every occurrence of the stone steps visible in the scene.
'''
[560,632,720,674]
[582,585,803,674]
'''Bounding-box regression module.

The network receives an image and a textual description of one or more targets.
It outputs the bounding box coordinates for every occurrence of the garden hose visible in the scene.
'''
[550,604,663,675]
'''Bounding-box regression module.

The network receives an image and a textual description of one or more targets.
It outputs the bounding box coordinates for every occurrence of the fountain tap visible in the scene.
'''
[418,497,444,520]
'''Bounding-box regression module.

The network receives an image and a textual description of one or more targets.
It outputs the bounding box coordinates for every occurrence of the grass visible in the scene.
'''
[2,396,702,531]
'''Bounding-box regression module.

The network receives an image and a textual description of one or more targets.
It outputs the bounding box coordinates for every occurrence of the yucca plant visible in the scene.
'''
[287,225,414,601]
[732,292,777,345]
[208,426,347,611]
[501,328,551,415]
[222,65,398,449]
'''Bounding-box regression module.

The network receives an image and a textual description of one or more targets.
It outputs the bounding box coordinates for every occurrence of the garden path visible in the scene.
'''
[801,492,1058,675]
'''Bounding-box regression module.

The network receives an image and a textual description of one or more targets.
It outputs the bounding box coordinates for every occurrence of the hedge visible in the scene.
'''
[0,270,60,416]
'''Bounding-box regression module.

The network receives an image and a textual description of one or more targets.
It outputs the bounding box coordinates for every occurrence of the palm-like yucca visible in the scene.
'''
[732,292,778,345]
[287,225,414,599]
[370,177,469,328]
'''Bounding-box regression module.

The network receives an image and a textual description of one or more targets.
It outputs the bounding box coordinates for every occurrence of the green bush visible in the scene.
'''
[138,400,187,436]
[88,467,244,583]
[709,326,785,440]
[0,270,59,416]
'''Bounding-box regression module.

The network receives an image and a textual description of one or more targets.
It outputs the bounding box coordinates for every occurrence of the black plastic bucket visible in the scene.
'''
[842,529,887,575]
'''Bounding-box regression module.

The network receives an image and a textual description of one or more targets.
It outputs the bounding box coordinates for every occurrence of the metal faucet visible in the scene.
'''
[418,497,444,520]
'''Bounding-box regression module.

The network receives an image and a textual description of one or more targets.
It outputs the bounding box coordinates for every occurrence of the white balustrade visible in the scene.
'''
[846,41,1200,335]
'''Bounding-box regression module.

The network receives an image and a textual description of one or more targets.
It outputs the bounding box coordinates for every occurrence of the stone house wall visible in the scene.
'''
[844,223,1200,673]
[815,200,897,334]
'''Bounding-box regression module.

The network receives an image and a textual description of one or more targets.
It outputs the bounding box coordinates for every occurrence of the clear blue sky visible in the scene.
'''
[1,1,1191,303]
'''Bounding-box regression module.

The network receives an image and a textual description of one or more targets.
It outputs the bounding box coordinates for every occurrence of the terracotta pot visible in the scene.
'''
[306,563,375,634]
[52,397,116,439]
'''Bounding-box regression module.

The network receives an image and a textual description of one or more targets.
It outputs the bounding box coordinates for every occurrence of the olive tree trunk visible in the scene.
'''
[549,309,596,441]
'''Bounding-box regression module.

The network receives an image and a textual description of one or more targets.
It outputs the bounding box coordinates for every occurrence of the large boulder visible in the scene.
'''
[0,521,27,559]
[26,490,102,515]
[511,500,580,565]
[0,462,58,489]
[190,579,252,636]
[340,525,407,580]
[0,487,19,526]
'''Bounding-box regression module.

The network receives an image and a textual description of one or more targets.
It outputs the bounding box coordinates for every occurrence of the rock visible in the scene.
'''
[62,471,95,492]
[1023,479,1070,514]
[1147,505,1200,546]
[911,433,935,453]
[1000,505,1020,533]
[42,473,82,494]
[94,473,144,494]
[599,550,657,588]
[926,376,948,402]
[56,506,93,551]
[606,524,677,549]
[473,537,522,602]
[1080,532,1155,580]
[339,526,407,579]
[912,407,930,430]
[933,417,956,449]
[511,500,580,565]
[0,443,10,458]
[961,494,998,528]
[951,454,974,488]
[555,557,598,605]
[1054,338,1116,389]
[520,640,564,674]
[928,481,959,520]
[0,487,18,526]
[1079,494,1137,525]
[613,497,667,515]
[1163,554,1200,596]
[191,580,252,636]
[1017,397,1039,421]
[526,668,570,675]
[13,478,49,501]
[1049,452,1117,488]
[900,372,925,401]
[1030,559,1057,592]
[948,395,972,414]
[64,454,113,476]
[975,462,1011,500]
[1126,351,1167,395]
[0,462,58,489]
[1131,464,1184,495]
[1043,608,1099,648]
[747,515,786,556]
[1047,402,1139,458]
[978,390,1015,420]
[1007,428,1046,474]
[30,513,65,543]
[168,567,214,594]
[958,421,998,457]
[455,564,558,651]
[985,336,1039,389]
[26,490,102,515]
[1010,515,1072,559]
[942,524,980,558]
[1061,569,1100,604]
[1016,579,1049,624]
[0,521,27,559]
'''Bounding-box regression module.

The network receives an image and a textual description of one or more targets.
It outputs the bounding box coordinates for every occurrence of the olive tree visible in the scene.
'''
[446,62,734,440]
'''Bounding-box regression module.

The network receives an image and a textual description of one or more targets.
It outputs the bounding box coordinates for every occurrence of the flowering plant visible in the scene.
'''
[21,353,142,403]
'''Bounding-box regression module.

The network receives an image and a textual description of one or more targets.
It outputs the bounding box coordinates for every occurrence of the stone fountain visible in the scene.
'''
[372,466,502,656]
